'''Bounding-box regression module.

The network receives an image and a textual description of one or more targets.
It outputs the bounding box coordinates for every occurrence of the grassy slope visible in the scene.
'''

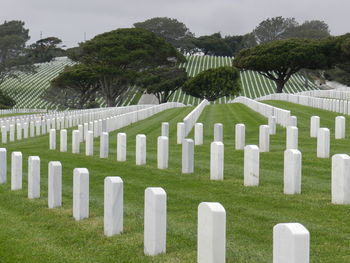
[0,102,349,262]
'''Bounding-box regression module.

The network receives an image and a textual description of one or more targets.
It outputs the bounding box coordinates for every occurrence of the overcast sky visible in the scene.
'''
[1,0,349,48]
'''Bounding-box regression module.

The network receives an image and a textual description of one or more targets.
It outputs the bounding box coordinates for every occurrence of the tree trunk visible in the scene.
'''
[275,80,285,93]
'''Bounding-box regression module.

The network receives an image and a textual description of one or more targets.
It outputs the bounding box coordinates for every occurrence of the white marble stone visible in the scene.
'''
[35,121,41,136]
[335,116,346,139]
[48,161,62,208]
[60,129,67,152]
[289,116,297,127]
[100,132,109,158]
[23,123,28,138]
[16,123,22,140]
[284,149,301,194]
[195,123,203,145]
[9,124,15,142]
[73,168,89,220]
[210,141,224,181]
[117,133,127,162]
[78,124,84,142]
[259,125,270,152]
[86,131,94,156]
[182,138,194,173]
[244,145,259,186]
[286,126,298,150]
[331,154,350,204]
[1,126,7,143]
[83,123,89,141]
[214,123,223,142]
[161,122,169,137]
[30,121,35,137]
[198,202,226,263]
[310,116,320,138]
[157,136,168,169]
[317,128,330,158]
[28,156,40,199]
[273,223,310,263]
[0,148,6,184]
[11,152,22,190]
[177,122,185,144]
[235,124,245,150]
[49,129,56,150]
[72,130,80,154]
[104,176,123,236]
[144,187,167,256]
[268,116,276,135]
[93,120,98,138]
[136,134,146,165]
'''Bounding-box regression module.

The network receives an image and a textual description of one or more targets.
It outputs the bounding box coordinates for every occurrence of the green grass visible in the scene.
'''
[0,102,350,262]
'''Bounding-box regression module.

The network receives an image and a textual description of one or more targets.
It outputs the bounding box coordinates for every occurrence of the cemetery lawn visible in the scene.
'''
[1,102,350,262]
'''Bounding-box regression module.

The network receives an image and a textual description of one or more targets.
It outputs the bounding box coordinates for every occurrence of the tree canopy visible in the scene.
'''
[0,20,34,85]
[136,67,188,104]
[134,17,195,53]
[193,33,233,56]
[28,37,65,63]
[233,38,333,93]
[183,66,240,101]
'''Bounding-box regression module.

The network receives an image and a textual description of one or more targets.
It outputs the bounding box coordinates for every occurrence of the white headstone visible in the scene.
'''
[86,131,94,156]
[100,132,109,158]
[144,187,167,256]
[0,148,7,184]
[286,126,298,150]
[23,122,28,138]
[268,116,276,135]
[104,176,123,236]
[1,126,7,144]
[289,116,297,127]
[273,223,310,263]
[161,122,169,137]
[317,128,330,158]
[177,122,185,144]
[60,129,67,152]
[16,123,22,140]
[9,124,15,142]
[157,136,168,169]
[117,133,127,162]
[331,154,350,204]
[136,134,146,165]
[182,139,194,173]
[310,116,320,138]
[335,116,346,139]
[11,152,22,190]
[210,141,224,181]
[198,202,226,263]
[244,145,259,186]
[28,156,40,199]
[195,123,203,145]
[214,123,223,142]
[259,125,270,152]
[235,124,245,150]
[73,168,89,220]
[72,130,80,154]
[78,124,84,142]
[284,149,301,194]
[48,161,62,208]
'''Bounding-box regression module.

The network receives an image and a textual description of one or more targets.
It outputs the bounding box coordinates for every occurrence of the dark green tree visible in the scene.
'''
[76,28,185,106]
[28,37,65,63]
[183,66,240,101]
[193,33,233,56]
[253,16,298,44]
[0,90,16,109]
[233,38,333,93]
[0,20,34,84]
[44,64,99,109]
[284,20,330,39]
[134,17,195,53]
[224,33,258,55]
[137,67,188,103]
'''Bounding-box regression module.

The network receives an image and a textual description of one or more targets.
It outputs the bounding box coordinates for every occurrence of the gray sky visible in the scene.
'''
[1,0,349,48]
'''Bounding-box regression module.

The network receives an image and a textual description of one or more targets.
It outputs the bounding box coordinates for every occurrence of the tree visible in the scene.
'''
[28,37,65,63]
[0,20,34,85]
[137,67,188,103]
[183,66,240,101]
[134,17,195,53]
[253,16,298,44]
[233,38,332,93]
[193,33,233,56]
[44,64,99,109]
[75,28,185,106]
[0,90,15,109]
[224,33,258,55]
[283,20,330,39]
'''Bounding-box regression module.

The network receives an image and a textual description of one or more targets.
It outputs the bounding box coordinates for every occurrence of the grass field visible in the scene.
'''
[0,102,349,262]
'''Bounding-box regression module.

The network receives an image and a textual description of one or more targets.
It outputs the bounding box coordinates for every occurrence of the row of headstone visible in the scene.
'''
[183,99,209,136]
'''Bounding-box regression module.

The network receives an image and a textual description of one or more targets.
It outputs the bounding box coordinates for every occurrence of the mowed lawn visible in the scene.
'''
[0,102,350,262]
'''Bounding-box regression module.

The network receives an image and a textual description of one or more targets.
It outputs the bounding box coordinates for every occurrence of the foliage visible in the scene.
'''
[193,33,233,56]
[0,89,15,108]
[134,17,195,53]
[284,20,330,39]
[183,66,240,101]
[224,33,258,55]
[28,37,65,63]
[45,64,99,109]
[137,67,188,103]
[0,20,35,85]
[75,28,186,106]
[233,38,332,93]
